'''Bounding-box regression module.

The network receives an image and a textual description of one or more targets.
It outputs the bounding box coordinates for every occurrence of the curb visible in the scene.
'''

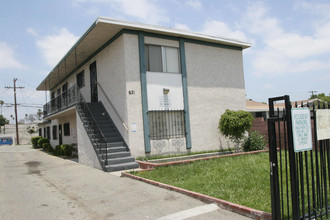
[137,149,269,169]
[122,172,272,220]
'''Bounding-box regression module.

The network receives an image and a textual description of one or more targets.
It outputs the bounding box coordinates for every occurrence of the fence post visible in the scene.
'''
[284,95,299,220]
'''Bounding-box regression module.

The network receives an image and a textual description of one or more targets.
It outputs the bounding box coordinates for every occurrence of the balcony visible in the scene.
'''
[43,85,82,117]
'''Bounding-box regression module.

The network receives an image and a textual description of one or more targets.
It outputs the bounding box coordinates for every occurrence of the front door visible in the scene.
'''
[90,61,98,102]
[58,124,63,145]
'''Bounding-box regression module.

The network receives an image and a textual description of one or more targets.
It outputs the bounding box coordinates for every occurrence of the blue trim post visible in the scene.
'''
[179,38,192,149]
[138,32,151,153]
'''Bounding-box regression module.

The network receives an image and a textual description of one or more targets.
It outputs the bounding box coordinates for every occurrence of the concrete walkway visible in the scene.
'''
[0,145,249,220]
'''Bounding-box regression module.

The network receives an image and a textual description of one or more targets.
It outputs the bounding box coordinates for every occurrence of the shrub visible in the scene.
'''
[31,136,42,148]
[37,138,49,149]
[42,143,53,152]
[62,144,73,156]
[54,144,74,156]
[242,131,267,152]
[219,109,253,152]
[54,145,63,156]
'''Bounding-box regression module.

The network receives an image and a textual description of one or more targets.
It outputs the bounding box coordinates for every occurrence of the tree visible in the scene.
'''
[37,109,43,120]
[0,115,9,133]
[0,115,9,127]
[26,125,37,134]
[27,114,36,123]
[219,109,254,152]
[310,93,330,103]
[0,100,4,115]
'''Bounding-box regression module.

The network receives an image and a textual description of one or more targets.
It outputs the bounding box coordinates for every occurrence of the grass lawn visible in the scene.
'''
[134,152,271,213]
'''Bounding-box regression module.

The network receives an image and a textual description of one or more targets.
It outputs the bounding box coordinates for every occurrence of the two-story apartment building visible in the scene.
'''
[37,17,250,172]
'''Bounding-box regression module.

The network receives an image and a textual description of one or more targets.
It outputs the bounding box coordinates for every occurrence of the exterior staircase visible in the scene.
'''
[76,101,139,172]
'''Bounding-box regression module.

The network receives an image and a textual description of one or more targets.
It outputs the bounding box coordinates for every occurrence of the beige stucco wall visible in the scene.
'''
[76,111,102,170]
[46,108,77,147]
[124,34,145,157]
[96,35,129,142]
[185,42,246,151]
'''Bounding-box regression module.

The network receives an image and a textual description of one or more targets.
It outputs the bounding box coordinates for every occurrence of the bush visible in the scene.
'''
[242,131,267,152]
[54,144,74,156]
[31,136,42,148]
[37,138,49,148]
[42,143,53,152]
[219,110,253,143]
[54,145,63,156]
[62,144,73,156]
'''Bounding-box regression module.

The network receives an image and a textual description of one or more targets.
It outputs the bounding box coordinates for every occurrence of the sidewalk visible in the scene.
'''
[0,145,249,219]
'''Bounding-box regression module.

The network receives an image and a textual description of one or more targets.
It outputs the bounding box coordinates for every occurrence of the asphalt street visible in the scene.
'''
[0,145,249,220]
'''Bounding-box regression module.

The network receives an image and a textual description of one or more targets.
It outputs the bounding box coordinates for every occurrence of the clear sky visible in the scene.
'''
[0,0,329,122]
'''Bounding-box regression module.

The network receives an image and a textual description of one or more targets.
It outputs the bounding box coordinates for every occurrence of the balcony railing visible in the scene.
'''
[43,85,82,117]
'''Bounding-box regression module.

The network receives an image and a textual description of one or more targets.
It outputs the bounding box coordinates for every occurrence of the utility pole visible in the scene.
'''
[5,78,24,145]
[309,91,317,97]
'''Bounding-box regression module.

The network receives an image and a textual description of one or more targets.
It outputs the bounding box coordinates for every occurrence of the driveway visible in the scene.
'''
[0,145,249,219]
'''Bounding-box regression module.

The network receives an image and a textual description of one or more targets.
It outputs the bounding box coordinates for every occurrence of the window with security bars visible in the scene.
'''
[148,110,186,140]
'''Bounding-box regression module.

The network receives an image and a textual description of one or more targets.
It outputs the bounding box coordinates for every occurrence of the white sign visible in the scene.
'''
[316,109,330,140]
[146,72,184,110]
[131,123,137,132]
[291,108,313,152]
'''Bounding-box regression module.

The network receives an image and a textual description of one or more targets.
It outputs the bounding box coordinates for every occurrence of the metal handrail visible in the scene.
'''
[97,82,128,131]
[43,85,79,117]
[77,90,108,168]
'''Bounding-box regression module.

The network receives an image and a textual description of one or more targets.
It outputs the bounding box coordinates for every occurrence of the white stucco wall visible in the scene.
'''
[96,35,129,141]
[76,112,102,170]
[124,34,145,158]
[185,42,246,151]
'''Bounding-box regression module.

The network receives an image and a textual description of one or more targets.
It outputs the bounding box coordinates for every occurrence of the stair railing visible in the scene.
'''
[97,82,129,131]
[76,90,108,169]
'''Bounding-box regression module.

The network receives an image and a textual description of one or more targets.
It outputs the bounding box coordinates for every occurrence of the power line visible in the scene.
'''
[5,78,24,145]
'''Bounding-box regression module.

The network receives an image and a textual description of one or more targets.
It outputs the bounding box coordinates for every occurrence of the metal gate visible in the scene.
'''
[268,95,330,219]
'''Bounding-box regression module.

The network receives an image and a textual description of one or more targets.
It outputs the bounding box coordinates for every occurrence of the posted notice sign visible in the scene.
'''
[291,108,313,152]
[316,109,330,140]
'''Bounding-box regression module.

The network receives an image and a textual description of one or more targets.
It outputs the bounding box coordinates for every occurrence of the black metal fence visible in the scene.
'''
[43,85,80,117]
[148,110,186,140]
[269,95,330,219]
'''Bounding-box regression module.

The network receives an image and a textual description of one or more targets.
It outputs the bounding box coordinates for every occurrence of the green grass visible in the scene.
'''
[134,152,271,212]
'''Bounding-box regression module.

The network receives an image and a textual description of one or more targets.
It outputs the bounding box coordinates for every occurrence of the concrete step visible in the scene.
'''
[107,156,136,165]
[105,137,122,143]
[106,151,131,159]
[100,146,126,153]
[107,142,124,147]
[106,162,139,172]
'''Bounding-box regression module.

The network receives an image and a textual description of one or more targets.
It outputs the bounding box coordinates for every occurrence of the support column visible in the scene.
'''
[179,38,192,149]
[138,32,151,153]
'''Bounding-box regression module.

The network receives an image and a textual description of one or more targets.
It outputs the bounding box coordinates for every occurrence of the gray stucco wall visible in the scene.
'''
[76,111,102,170]
[96,35,129,142]
[124,34,145,157]
[185,42,246,152]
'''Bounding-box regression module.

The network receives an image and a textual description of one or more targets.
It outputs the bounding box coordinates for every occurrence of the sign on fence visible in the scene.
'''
[316,109,330,140]
[291,108,313,152]
[0,136,13,145]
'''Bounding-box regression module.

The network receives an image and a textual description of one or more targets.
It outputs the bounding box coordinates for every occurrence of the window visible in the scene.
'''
[38,128,42,137]
[63,123,70,136]
[52,125,57,140]
[145,45,180,73]
[46,126,50,139]
[77,70,85,88]
[44,128,46,138]
[148,110,186,140]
